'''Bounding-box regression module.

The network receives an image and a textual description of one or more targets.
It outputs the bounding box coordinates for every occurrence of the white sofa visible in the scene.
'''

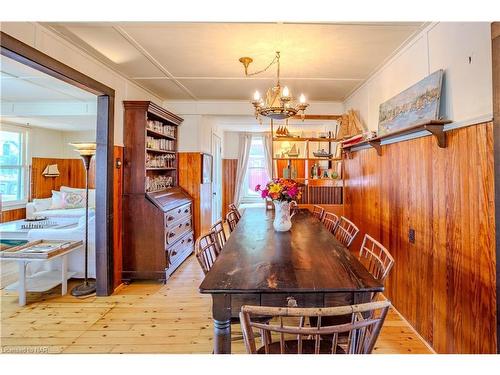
[27,213,96,279]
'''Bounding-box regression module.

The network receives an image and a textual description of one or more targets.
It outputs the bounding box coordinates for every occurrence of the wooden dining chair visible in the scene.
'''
[312,205,325,221]
[195,233,220,275]
[334,216,359,248]
[210,219,227,253]
[229,203,242,219]
[226,210,239,233]
[358,234,395,284]
[322,212,339,234]
[239,300,391,354]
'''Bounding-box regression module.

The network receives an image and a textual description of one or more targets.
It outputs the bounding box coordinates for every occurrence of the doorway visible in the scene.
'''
[0,31,115,296]
[211,133,222,224]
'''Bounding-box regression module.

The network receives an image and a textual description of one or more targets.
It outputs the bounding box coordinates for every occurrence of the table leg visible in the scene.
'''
[18,261,26,306]
[212,294,231,354]
[61,255,68,295]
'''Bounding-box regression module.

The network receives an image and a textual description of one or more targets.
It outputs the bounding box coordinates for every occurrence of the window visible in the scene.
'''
[241,137,269,203]
[0,126,27,206]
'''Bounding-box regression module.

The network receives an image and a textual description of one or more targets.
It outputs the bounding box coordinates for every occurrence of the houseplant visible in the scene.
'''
[255,178,302,232]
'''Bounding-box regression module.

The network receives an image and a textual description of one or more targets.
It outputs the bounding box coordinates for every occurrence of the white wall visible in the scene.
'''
[0,22,163,146]
[344,22,493,131]
[223,132,240,159]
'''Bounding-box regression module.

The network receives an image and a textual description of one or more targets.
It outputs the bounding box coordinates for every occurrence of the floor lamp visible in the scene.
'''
[69,142,96,296]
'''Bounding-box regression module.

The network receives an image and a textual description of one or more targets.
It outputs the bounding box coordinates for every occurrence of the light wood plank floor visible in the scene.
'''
[0,255,432,354]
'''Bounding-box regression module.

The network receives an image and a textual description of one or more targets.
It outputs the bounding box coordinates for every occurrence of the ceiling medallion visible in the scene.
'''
[239,51,309,122]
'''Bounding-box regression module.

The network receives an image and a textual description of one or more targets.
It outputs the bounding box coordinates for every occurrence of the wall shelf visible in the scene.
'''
[342,119,452,157]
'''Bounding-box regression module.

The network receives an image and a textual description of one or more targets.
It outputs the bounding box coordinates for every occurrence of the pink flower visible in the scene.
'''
[255,184,261,192]
[287,186,298,198]
[261,189,269,198]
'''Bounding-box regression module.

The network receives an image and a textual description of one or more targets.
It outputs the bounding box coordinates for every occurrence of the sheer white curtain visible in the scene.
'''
[233,133,253,206]
[262,132,274,180]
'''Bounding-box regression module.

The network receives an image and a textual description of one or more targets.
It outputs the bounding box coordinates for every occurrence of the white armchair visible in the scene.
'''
[27,214,96,278]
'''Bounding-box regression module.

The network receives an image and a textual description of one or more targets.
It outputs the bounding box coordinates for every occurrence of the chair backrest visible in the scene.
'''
[229,203,241,219]
[210,219,227,253]
[226,210,239,233]
[195,233,219,275]
[239,301,391,354]
[358,234,394,283]
[334,216,359,248]
[322,212,339,234]
[312,205,325,221]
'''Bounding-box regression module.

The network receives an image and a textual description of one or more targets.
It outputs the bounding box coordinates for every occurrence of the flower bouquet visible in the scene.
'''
[255,179,302,231]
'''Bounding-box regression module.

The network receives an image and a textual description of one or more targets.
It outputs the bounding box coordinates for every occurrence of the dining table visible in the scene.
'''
[199,207,383,354]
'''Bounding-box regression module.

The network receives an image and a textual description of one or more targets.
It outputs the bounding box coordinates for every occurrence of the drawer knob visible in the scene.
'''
[184,209,189,213]
[287,297,298,307]
[185,223,190,227]
[187,238,192,243]
[167,216,174,221]
[171,250,177,256]
[169,232,176,238]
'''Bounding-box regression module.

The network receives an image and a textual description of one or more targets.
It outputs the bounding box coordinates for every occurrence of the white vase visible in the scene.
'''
[273,200,296,232]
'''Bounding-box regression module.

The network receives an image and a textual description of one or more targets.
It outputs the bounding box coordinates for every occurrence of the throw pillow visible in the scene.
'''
[61,191,86,209]
[50,190,64,209]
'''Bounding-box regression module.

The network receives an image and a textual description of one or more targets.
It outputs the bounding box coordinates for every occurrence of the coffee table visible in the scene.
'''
[0,240,83,306]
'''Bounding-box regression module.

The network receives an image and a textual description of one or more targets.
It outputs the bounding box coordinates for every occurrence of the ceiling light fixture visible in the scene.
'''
[239,51,309,122]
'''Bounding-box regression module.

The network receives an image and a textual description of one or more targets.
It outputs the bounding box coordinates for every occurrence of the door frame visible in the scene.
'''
[492,22,500,353]
[211,133,222,224]
[0,31,115,296]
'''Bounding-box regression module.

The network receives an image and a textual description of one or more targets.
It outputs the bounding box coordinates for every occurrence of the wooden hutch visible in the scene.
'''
[122,101,194,282]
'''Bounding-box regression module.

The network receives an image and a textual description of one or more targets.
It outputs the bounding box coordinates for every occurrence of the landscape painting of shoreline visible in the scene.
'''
[378,69,443,136]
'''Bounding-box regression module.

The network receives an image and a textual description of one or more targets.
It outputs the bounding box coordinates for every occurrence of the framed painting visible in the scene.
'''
[378,69,444,136]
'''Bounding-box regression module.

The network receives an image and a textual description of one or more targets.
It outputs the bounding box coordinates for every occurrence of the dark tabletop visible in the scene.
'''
[199,208,383,294]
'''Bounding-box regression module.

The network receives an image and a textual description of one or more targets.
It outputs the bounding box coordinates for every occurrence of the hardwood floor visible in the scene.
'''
[0,256,432,354]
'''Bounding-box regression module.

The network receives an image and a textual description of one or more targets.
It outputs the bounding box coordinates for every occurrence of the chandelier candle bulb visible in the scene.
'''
[253,90,261,101]
[282,86,290,98]
[300,93,306,103]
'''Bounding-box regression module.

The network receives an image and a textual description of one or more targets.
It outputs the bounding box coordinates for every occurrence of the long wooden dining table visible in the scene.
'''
[199,207,383,354]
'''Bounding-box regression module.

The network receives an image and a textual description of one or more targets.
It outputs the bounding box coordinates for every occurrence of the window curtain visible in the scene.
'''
[233,133,253,206]
[262,132,274,180]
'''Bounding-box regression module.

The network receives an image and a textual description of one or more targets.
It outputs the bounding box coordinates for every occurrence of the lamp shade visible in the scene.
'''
[69,142,96,156]
[42,164,60,177]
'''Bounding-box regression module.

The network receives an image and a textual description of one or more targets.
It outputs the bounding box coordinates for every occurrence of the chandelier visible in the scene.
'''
[239,51,309,122]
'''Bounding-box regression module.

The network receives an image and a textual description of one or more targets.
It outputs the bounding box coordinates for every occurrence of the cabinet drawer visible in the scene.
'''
[165,204,191,227]
[165,217,192,245]
[167,231,194,266]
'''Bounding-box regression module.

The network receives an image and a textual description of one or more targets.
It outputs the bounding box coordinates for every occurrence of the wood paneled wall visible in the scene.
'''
[222,159,237,219]
[113,146,123,289]
[343,122,496,353]
[178,152,212,239]
[31,157,96,199]
[0,208,26,223]
[492,22,500,354]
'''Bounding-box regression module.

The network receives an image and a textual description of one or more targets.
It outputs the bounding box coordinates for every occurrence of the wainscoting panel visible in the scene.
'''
[222,159,237,220]
[31,157,96,199]
[0,208,26,223]
[178,152,212,239]
[343,122,496,353]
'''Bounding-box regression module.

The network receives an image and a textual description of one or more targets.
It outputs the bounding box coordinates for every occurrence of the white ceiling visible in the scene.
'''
[0,55,97,131]
[44,22,425,101]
